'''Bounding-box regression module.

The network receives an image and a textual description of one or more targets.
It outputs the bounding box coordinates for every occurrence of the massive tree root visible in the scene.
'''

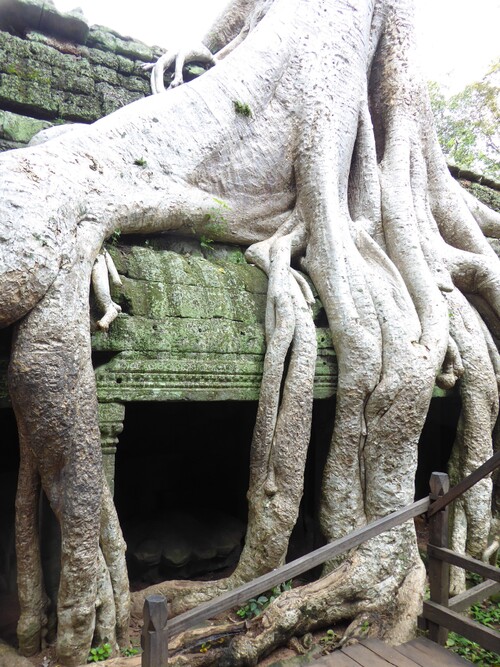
[1,0,500,664]
[8,251,130,665]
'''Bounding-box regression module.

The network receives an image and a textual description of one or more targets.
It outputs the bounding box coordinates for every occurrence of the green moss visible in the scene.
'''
[233,100,253,117]
[461,180,500,213]
[0,109,52,143]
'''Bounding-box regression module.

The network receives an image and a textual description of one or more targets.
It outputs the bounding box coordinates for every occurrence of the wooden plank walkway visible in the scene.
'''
[310,637,474,666]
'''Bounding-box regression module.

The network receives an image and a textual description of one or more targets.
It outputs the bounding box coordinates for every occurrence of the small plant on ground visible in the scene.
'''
[237,581,292,619]
[319,628,341,654]
[199,637,225,653]
[121,645,140,657]
[446,633,499,665]
[446,598,500,665]
[359,620,371,634]
[87,642,112,662]
[200,235,215,250]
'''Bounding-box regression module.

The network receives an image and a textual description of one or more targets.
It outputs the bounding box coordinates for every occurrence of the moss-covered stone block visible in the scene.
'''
[51,66,95,96]
[461,180,500,213]
[0,137,23,150]
[93,64,120,86]
[115,55,137,75]
[84,46,120,70]
[117,74,150,95]
[0,109,52,143]
[0,72,60,117]
[95,82,143,116]
[58,91,101,122]
[86,27,156,62]
[93,317,267,355]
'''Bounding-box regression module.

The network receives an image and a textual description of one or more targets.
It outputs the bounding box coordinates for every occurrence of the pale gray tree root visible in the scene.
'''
[446,293,498,593]
[165,526,425,666]
[92,250,123,331]
[8,247,129,666]
[0,640,34,667]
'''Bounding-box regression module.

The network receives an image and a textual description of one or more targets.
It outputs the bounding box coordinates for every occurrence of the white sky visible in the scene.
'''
[53,0,499,92]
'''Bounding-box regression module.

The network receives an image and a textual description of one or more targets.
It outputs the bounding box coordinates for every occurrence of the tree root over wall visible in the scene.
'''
[1,0,499,664]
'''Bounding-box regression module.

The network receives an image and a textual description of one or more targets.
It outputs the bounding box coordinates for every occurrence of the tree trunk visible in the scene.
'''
[1,0,499,664]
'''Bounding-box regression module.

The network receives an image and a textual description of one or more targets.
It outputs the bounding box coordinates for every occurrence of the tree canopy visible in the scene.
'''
[429,59,500,181]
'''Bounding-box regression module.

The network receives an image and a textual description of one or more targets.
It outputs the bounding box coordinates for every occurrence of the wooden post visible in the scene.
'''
[141,595,169,667]
[427,472,450,645]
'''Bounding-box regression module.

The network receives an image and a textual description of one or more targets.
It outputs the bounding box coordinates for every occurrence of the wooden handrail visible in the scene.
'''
[423,466,500,653]
[428,450,500,516]
[167,497,430,637]
[427,545,500,583]
[423,601,500,655]
[141,452,500,665]
[448,580,500,613]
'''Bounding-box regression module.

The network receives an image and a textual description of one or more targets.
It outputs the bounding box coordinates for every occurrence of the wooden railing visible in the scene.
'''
[422,456,500,654]
[140,450,500,666]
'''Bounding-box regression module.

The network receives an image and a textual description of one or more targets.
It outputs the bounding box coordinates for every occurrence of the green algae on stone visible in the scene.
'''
[0,109,52,143]
[461,180,500,213]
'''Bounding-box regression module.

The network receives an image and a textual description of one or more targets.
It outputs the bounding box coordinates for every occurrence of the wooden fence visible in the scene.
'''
[141,450,500,666]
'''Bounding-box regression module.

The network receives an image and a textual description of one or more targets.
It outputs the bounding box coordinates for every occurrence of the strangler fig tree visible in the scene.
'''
[1,0,499,664]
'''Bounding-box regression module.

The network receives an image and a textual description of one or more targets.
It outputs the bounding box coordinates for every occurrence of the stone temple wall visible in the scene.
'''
[0,0,160,152]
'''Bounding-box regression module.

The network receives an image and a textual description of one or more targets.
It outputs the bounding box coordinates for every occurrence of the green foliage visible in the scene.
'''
[200,235,215,250]
[108,229,121,246]
[236,581,292,619]
[319,628,340,651]
[199,197,231,251]
[446,598,500,665]
[233,100,253,117]
[199,637,225,653]
[121,646,140,656]
[133,157,147,167]
[429,59,500,180]
[87,643,112,662]
[467,571,483,587]
[360,620,370,634]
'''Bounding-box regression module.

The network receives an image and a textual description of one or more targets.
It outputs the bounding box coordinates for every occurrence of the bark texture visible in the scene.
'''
[1,0,499,664]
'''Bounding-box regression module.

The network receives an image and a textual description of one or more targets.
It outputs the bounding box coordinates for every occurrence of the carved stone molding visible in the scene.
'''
[98,402,125,495]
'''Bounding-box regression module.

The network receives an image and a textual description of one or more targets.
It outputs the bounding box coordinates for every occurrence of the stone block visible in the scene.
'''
[58,91,101,123]
[0,0,89,44]
[80,44,117,70]
[51,67,95,96]
[0,137,23,151]
[0,72,59,117]
[0,109,52,143]
[116,73,150,95]
[87,26,156,62]
[93,64,119,86]
[95,82,143,116]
